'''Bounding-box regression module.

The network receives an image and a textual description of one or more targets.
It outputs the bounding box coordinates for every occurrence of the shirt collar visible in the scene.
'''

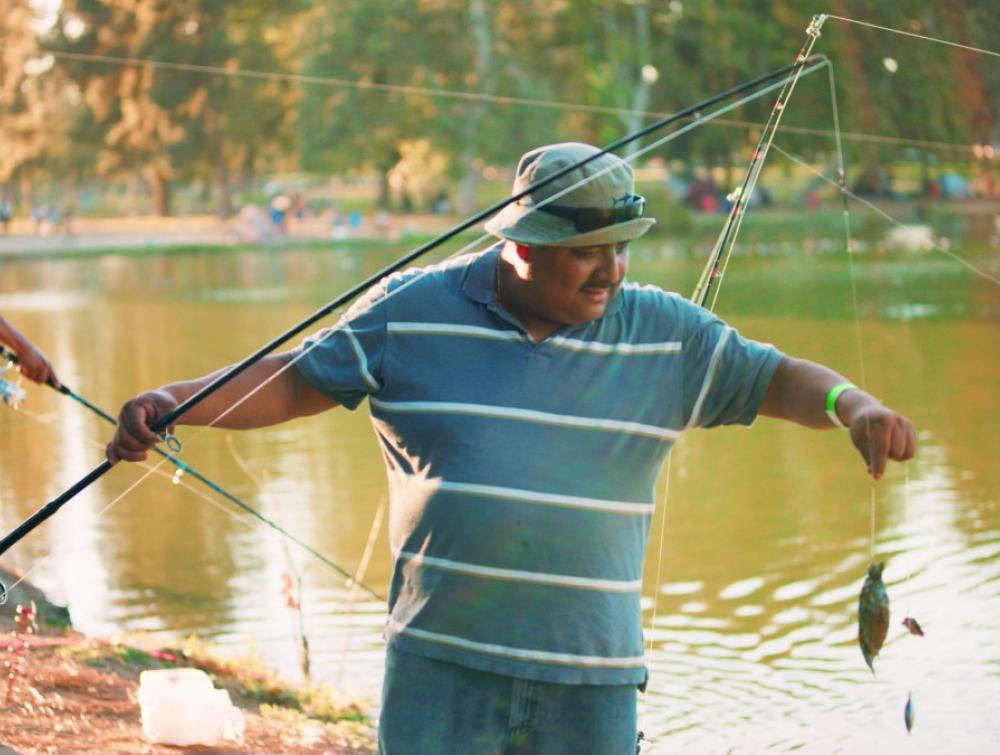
[462,243,503,305]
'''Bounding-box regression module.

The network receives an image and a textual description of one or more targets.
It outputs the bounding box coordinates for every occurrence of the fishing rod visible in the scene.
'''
[0,55,824,567]
[692,14,828,309]
[0,345,383,601]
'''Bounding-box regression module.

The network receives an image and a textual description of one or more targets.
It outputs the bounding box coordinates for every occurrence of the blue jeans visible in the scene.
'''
[378,647,638,754]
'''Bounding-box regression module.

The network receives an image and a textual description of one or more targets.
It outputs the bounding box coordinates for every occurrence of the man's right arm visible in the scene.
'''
[107,352,338,463]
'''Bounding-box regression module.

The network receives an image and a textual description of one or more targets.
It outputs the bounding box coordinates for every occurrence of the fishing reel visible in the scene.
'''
[0,580,7,605]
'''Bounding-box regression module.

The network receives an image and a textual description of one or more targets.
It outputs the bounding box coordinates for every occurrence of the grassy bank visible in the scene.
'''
[0,566,375,753]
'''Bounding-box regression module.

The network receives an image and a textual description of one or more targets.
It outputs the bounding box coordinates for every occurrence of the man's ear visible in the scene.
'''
[514,244,530,262]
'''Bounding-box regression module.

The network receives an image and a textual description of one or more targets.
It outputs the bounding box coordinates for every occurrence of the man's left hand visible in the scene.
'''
[17,342,59,388]
[847,404,916,480]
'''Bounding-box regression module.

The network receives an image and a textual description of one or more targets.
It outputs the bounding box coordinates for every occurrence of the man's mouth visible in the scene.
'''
[580,285,612,303]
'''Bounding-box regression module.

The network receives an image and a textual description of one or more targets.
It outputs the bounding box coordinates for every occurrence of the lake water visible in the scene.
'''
[1,221,997,752]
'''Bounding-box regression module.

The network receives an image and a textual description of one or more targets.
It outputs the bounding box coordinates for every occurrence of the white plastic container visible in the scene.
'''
[138,668,245,746]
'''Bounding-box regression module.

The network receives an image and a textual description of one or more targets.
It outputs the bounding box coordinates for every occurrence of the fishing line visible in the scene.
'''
[818,60,879,564]
[0,412,382,670]
[825,14,1000,58]
[644,18,830,662]
[0,344,383,600]
[0,61,833,623]
[903,462,913,605]
[766,145,1000,287]
[335,495,387,687]
[0,65,823,628]
[4,57,823,557]
[727,120,981,155]
[100,66,814,594]
[0,406,253,597]
[162,62,827,471]
[3,405,386,648]
[40,48,670,118]
[72,69,818,651]
[692,16,829,311]
[7,406,269,530]
[644,453,672,654]
[225,435,302,581]
[803,39,929,715]
[41,48,986,155]
[225,439,311,676]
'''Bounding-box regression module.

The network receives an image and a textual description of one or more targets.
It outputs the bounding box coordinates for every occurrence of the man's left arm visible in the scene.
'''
[759,355,916,480]
[0,314,59,387]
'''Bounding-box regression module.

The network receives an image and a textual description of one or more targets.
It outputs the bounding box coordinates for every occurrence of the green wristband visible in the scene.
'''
[825,382,857,428]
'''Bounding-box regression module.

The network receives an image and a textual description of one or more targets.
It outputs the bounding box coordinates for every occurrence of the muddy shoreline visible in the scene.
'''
[0,566,374,754]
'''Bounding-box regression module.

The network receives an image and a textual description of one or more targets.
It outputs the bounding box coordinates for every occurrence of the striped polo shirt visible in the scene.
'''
[294,245,781,685]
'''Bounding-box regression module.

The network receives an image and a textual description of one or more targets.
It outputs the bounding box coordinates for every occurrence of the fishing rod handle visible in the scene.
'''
[0,344,64,393]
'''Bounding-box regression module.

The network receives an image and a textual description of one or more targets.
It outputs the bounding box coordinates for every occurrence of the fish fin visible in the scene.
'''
[902,616,925,636]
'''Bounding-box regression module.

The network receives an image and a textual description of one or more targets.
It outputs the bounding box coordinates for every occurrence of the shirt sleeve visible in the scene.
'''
[291,280,389,410]
[680,303,782,428]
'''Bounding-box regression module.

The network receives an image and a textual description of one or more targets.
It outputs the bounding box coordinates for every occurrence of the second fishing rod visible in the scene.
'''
[0,345,383,600]
[0,55,824,558]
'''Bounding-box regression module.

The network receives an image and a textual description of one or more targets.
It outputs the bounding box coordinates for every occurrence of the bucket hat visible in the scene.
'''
[485,142,655,247]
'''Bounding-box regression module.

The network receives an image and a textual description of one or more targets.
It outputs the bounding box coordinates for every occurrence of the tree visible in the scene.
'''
[53,0,297,216]
[0,1,91,209]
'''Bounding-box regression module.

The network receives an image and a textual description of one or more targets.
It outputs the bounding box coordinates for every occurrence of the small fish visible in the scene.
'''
[858,561,890,673]
[904,692,915,732]
[902,616,925,637]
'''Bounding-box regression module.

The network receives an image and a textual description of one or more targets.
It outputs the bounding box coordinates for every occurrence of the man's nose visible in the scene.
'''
[596,249,625,281]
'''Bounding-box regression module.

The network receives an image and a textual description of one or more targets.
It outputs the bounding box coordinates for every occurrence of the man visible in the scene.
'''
[0,314,59,387]
[107,143,915,753]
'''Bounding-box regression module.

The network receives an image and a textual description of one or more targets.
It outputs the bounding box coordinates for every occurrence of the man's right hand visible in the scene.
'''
[106,389,179,464]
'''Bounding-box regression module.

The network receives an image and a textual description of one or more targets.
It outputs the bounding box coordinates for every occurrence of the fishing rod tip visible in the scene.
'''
[807,14,828,38]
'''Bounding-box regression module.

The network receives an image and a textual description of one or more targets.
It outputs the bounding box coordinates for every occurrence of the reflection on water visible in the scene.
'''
[0,239,997,751]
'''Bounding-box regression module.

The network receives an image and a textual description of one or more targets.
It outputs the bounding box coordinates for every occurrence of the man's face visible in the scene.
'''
[520,242,630,328]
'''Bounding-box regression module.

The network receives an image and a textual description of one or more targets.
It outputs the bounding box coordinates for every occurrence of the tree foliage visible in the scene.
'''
[0,0,995,216]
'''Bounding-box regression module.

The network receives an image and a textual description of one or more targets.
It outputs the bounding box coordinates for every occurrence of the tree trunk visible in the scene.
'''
[455,0,492,217]
[238,148,256,195]
[214,154,232,219]
[618,2,653,161]
[456,171,479,218]
[829,0,879,165]
[128,167,145,216]
[147,167,171,217]
[19,171,34,216]
[377,167,392,209]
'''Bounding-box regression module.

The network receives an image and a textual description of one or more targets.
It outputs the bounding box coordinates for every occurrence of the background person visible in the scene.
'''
[106,142,915,753]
